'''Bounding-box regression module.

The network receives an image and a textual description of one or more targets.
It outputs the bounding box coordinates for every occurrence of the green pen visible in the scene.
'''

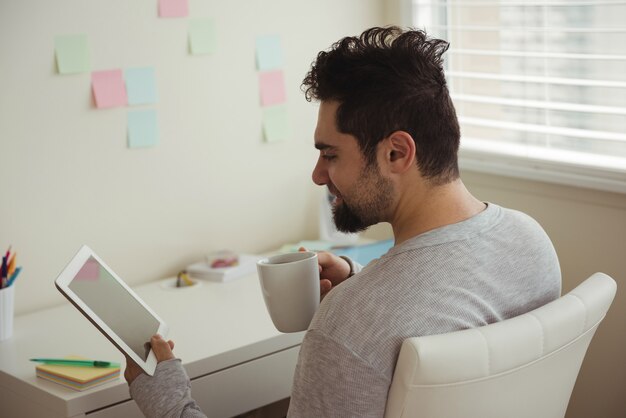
[30,358,121,368]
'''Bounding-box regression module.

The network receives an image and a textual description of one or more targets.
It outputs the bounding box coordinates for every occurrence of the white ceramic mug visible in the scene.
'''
[257,251,320,333]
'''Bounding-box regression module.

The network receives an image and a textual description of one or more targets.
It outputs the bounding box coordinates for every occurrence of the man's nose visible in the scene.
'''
[312,157,328,186]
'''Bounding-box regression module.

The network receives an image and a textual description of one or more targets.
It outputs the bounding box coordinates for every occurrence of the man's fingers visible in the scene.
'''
[123,335,176,384]
[124,355,143,384]
[316,252,351,284]
[316,251,332,266]
[296,249,341,294]
[151,334,175,362]
[320,279,332,295]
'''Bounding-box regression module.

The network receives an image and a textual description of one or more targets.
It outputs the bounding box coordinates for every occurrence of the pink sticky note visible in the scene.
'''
[92,69,127,108]
[159,0,188,17]
[259,70,286,107]
[75,258,100,281]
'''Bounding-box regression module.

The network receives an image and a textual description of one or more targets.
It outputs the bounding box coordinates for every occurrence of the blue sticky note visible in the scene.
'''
[124,67,157,105]
[128,110,158,148]
[256,35,283,71]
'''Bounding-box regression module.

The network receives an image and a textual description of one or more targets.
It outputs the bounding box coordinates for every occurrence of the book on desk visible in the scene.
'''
[35,358,121,391]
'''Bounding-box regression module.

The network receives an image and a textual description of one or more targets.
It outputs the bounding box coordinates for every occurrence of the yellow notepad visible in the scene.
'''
[35,357,120,391]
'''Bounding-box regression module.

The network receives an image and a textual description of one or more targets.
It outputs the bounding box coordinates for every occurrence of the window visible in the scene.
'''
[410,0,626,193]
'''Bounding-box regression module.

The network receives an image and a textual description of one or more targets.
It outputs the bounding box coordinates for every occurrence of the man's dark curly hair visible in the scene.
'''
[302,26,460,183]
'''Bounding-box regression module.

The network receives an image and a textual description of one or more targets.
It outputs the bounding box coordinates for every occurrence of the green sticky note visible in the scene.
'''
[128,110,158,148]
[55,34,90,74]
[262,105,289,143]
[189,19,216,55]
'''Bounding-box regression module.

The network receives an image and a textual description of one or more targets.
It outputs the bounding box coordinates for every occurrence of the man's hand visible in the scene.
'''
[124,334,175,385]
[300,247,352,299]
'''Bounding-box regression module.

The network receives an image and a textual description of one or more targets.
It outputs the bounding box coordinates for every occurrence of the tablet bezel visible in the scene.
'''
[55,245,168,376]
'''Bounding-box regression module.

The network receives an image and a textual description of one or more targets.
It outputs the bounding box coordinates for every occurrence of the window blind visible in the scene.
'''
[411,0,626,193]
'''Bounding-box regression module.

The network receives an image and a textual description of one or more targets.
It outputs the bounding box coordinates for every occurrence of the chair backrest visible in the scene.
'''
[384,272,617,418]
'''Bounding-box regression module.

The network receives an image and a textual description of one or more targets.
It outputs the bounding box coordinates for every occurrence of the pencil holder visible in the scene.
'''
[0,284,15,341]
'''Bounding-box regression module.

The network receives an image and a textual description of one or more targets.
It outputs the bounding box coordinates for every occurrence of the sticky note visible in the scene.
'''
[128,110,158,148]
[75,258,100,281]
[92,70,127,108]
[259,70,286,107]
[256,35,283,71]
[189,19,216,55]
[159,0,188,17]
[125,67,157,105]
[54,34,90,74]
[262,105,289,143]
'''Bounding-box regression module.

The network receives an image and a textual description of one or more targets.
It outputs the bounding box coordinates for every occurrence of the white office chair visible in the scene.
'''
[384,272,617,418]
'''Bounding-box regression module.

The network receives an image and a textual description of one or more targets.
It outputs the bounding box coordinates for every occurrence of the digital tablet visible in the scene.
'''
[55,245,168,376]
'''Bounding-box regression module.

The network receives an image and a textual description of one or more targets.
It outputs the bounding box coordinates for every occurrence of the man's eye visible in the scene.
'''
[322,154,337,161]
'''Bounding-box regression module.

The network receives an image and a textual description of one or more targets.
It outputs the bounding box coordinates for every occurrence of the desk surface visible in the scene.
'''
[0,273,304,417]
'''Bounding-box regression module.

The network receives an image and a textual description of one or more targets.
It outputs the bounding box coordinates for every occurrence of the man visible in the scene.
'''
[127,26,561,417]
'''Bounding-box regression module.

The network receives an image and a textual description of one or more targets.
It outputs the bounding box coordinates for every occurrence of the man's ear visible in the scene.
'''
[382,131,416,174]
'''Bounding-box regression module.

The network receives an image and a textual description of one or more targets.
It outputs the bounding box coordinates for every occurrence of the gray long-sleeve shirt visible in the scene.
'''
[130,203,561,417]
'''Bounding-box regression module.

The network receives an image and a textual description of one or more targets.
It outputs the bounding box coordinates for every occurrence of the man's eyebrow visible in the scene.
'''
[314,142,337,151]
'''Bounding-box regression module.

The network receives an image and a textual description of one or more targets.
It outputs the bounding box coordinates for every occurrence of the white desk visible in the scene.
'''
[0,273,304,418]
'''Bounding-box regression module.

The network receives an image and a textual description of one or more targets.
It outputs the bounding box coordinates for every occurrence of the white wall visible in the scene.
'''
[0,0,385,314]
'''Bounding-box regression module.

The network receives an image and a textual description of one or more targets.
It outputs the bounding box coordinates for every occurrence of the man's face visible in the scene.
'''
[311,101,394,233]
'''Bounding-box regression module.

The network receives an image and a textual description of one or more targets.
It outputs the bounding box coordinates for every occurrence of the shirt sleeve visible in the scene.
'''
[288,329,390,418]
[338,256,363,276]
[129,359,206,418]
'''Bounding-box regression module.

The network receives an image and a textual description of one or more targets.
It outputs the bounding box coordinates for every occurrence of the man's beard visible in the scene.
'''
[332,166,393,233]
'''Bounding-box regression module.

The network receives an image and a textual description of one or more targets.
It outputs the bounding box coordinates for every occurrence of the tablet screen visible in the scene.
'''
[68,256,160,361]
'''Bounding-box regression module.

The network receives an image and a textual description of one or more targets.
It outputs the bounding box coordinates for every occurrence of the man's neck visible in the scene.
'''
[390,179,486,246]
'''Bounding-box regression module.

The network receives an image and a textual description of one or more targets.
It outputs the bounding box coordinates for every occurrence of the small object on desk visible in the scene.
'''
[187,253,259,282]
[1,246,22,289]
[176,270,195,287]
[1,255,7,288]
[33,356,121,391]
[30,358,121,368]
[0,281,15,341]
[7,251,16,276]
[0,246,19,341]
[206,250,239,268]
[7,266,21,288]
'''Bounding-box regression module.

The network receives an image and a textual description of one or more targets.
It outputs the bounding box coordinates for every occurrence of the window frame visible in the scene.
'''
[400,0,626,194]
